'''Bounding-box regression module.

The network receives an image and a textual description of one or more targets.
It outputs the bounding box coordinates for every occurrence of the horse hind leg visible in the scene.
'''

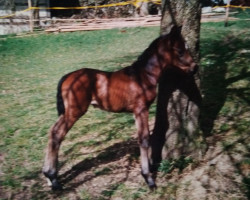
[42,115,69,190]
[42,110,87,190]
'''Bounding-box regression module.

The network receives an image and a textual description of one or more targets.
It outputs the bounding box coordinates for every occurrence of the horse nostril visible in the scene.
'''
[190,64,198,75]
[195,64,199,72]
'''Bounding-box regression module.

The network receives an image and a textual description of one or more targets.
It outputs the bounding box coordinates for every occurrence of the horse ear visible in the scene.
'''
[177,25,182,33]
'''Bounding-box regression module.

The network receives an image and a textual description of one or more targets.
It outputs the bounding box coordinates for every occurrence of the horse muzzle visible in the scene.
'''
[189,63,198,75]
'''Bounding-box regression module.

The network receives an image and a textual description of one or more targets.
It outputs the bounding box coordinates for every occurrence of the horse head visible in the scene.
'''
[158,25,198,75]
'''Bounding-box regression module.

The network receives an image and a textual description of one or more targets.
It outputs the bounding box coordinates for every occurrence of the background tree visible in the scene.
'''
[151,0,205,167]
[4,0,16,11]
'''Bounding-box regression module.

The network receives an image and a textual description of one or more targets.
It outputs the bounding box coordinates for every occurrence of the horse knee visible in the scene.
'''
[139,136,149,148]
[49,123,66,150]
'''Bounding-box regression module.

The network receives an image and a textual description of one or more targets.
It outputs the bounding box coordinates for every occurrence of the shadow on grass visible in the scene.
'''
[200,34,250,136]
[19,138,139,199]
[59,139,139,190]
[37,138,139,199]
[200,33,250,197]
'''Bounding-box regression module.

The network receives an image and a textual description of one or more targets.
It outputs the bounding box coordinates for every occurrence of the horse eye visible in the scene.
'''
[173,47,184,57]
[178,49,184,57]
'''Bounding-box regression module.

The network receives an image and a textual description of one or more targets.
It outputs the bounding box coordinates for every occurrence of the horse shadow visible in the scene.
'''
[58,138,139,189]
[200,36,250,136]
[20,138,139,199]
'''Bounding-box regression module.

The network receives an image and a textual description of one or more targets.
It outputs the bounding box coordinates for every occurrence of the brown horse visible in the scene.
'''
[42,26,198,190]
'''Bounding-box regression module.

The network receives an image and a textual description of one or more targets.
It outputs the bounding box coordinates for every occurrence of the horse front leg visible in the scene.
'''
[134,110,156,188]
[42,115,75,190]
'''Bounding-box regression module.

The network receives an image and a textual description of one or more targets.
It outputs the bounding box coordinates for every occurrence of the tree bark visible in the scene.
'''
[150,0,205,167]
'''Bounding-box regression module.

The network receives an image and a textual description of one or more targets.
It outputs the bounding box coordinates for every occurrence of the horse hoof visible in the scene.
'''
[141,172,156,189]
[51,180,63,191]
[148,181,157,190]
[147,177,157,189]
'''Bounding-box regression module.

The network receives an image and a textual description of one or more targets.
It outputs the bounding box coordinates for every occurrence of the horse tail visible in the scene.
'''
[57,74,69,116]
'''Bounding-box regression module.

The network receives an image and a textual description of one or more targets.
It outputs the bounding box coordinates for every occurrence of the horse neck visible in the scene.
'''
[137,53,166,87]
[133,37,172,87]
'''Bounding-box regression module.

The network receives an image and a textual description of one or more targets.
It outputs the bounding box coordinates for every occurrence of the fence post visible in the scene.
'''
[225,0,230,27]
[28,0,33,32]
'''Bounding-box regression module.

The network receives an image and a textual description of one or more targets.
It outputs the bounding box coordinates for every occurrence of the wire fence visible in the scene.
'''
[0,0,161,19]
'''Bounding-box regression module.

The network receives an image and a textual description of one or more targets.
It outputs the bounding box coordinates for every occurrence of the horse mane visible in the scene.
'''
[131,25,183,71]
[130,31,174,70]
[132,36,161,68]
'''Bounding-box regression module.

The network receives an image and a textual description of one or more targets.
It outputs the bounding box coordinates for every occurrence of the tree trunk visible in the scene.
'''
[150,0,206,167]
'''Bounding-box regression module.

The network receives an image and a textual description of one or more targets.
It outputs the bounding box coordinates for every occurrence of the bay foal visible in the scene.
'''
[43,26,197,190]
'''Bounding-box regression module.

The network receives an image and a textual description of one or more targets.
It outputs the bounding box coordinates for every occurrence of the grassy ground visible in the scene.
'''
[0,16,250,199]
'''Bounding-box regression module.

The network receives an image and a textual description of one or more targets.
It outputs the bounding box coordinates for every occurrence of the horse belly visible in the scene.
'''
[109,90,134,112]
[92,90,134,113]
[94,82,135,112]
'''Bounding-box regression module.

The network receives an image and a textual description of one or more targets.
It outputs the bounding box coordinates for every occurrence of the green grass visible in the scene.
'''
[0,16,250,199]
